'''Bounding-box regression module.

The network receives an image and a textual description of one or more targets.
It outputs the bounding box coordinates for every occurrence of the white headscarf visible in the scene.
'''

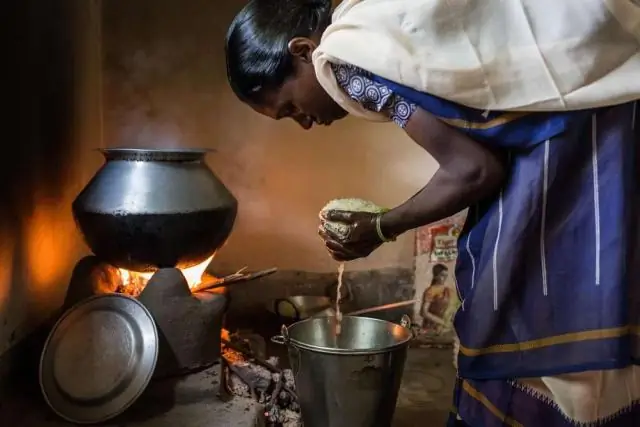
[313,0,640,118]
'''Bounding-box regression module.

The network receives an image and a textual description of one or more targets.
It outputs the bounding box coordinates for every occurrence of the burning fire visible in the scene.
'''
[117,254,216,296]
[221,328,246,364]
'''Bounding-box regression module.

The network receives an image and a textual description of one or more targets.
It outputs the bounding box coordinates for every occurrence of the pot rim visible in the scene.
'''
[98,147,215,162]
[99,147,214,154]
[275,315,413,355]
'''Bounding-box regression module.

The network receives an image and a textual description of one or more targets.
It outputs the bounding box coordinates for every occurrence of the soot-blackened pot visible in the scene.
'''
[72,148,238,272]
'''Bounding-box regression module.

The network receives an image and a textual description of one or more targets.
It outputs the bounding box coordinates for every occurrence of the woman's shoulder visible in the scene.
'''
[330,62,372,84]
[329,62,416,128]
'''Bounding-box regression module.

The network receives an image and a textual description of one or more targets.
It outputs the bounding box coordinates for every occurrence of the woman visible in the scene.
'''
[225,0,640,425]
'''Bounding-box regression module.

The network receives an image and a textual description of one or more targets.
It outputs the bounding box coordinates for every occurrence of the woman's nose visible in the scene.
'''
[293,115,313,130]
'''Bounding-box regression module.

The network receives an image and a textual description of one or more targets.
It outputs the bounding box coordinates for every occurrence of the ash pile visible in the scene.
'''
[221,330,301,427]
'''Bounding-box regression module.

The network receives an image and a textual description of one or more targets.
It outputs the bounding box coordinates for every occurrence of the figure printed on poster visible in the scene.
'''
[413,211,466,345]
[420,263,451,334]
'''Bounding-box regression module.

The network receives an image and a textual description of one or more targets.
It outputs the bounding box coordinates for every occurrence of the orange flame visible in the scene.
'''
[117,254,215,296]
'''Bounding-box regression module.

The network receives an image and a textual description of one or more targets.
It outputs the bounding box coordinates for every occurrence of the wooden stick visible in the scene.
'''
[192,268,278,293]
[346,299,419,316]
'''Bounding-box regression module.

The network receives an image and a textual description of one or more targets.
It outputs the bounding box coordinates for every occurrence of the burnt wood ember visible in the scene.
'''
[222,332,301,427]
[221,336,297,401]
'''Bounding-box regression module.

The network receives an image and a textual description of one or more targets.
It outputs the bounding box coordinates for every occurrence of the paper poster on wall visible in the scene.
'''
[413,211,466,346]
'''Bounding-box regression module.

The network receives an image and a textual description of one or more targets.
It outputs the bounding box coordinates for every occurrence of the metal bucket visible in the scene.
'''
[271,315,413,427]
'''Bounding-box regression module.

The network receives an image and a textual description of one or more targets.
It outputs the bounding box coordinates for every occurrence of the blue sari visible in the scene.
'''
[368,74,640,426]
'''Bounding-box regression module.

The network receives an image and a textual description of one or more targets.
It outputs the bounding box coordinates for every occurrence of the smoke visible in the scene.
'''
[114,106,184,148]
[105,46,188,149]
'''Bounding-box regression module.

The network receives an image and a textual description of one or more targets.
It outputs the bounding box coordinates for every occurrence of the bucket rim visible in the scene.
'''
[279,315,413,355]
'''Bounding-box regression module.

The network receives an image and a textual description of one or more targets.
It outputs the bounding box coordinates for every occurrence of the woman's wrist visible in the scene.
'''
[378,209,409,240]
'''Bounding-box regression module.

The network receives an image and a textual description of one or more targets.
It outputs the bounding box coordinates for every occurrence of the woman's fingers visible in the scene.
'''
[327,248,351,262]
[318,224,347,243]
[324,239,346,252]
[318,220,370,261]
[323,210,355,223]
[323,237,360,261]
[334,253,355,262]
[324,239,356,256]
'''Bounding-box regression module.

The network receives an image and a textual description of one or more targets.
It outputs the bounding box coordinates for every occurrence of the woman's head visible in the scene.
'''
[225,0,347,129]
[431,264,449,285]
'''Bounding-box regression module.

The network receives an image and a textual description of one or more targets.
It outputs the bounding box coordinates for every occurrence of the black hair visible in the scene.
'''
[432,264,449,276]
[225,0,332,104]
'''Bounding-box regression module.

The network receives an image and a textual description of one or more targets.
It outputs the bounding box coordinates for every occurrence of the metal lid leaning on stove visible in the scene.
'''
[39,293,159,424]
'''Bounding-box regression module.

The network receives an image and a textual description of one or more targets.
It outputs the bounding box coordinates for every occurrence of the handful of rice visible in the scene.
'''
[319,198,387,239]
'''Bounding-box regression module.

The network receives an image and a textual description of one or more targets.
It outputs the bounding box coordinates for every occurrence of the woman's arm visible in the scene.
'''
[319,64,505,261]
[380,108,506,237]
[420,289,432,318]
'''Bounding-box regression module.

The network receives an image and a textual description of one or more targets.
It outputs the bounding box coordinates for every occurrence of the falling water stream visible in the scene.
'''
[335,262,345,336]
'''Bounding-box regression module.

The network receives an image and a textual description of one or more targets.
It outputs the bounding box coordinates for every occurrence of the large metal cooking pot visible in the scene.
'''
[72,148,237,272]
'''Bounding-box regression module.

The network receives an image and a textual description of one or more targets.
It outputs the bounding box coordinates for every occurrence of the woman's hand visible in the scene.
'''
[318,210,383,261]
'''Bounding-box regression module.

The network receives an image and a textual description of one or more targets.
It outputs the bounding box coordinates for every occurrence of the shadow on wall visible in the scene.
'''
[0,0,102,357]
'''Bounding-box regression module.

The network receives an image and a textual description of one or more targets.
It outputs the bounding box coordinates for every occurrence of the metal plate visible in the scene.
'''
[39,294,159,424]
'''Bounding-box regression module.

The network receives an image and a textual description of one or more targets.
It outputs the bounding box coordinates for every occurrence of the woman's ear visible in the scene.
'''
[288,37,317,63]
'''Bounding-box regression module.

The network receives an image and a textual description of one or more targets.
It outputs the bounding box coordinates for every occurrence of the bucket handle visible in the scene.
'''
[399,314,416,340]
[270,324,290,345]
[272,316,412,344]
[399,314,412,329]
